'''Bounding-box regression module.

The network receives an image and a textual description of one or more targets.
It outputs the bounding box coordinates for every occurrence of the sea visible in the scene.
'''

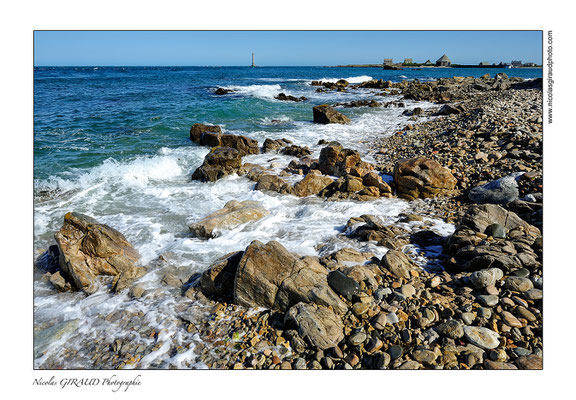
[33,66,542,368]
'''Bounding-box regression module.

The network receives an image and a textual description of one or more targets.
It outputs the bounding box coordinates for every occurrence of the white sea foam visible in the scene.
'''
[312,75,373,84]
[221,84,284,99]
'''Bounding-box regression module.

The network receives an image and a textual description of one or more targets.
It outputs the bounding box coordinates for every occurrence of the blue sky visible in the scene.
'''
[34,31,542,66]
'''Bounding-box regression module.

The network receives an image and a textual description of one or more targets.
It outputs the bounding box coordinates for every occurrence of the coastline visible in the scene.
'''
[34,72,543,370]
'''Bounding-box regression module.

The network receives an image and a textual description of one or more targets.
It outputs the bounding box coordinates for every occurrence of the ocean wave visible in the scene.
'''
[220,84,284,99]
[311,75,373,84]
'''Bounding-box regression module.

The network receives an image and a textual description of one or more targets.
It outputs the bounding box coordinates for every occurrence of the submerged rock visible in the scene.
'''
[54,212,140,294]
[34,319,80,359]
[189,200,270,238]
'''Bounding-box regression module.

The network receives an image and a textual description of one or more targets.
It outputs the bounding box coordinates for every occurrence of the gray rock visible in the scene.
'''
[463,326,500,350]
[388,345,403,360]
[468,175,520,205]
[327,270,360,298]
[285,303,345,350]
[461,312,476,325]
[477,294,499,307]
[485,223,506,239]
[469,268,504,289]
[348,332,367,346]
[524,288,543,300]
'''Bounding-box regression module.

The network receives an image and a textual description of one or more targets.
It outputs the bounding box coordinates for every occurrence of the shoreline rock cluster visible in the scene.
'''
[35,73,543,370]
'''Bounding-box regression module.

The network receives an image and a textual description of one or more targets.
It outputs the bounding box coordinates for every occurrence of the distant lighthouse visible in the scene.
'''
[251,53,255,67]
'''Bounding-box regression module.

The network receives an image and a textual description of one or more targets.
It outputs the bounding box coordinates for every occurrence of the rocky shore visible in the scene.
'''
[34,73,543,370]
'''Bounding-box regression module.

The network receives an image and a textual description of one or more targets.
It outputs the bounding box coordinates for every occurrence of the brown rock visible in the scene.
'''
[393,157,457,200]
[293,172,334,197]
[189,200,269,238]
[380,250,415,280]
[190,123,221,143]
[313,104,351,124]
[191,147,242,182]
[54,212,140,294]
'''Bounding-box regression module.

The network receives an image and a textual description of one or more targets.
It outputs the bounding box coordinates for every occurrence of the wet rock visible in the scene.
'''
[282,145,312,157]
[463,326,500,350]
[189,200,269,238]
[312,104,351,124]
[254,173,294,195]
[262,138,292,153]
[293,171,334,197]
[275,93,307,102]
[393,157,457,200]
[190,123,221,143]
[216,88,235,95]
[34,319,80,359]
[112,266,147,293]
[468,175,520,205]
[285,303,344,350]
[54,212,140,294]
[459,204,541,237]
[191,147,242,182]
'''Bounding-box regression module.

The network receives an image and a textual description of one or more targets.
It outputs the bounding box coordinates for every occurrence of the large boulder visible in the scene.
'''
[233,240,347,314]
[54,212,140,294]
[284,303,345,350]
[313,104,351,124]
[393,157,457,200]
[191,147,242,182]
[190,123,222,143]
[189,200,270,238]
[468,175,520,205]
[318,143,373,177]
[380,250,416,280]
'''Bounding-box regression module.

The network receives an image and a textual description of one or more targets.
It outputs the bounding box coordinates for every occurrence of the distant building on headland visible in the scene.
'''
[436,54,451,67]
[479,61,490,66]
[424,59,433,66]
[403,58,413,65]
[251,53,255,67]
[383,58,394,66]
[523,62,537,67]
[511,60,522,67]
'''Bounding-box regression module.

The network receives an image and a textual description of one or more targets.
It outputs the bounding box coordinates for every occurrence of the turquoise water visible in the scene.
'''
[33,66,541,368]
[34,66,541,180]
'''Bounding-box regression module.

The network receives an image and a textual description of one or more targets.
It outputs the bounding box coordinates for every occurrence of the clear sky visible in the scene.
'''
[34,31,543,66]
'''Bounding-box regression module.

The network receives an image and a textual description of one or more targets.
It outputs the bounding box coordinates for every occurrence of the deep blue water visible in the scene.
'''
[34,66,542,181]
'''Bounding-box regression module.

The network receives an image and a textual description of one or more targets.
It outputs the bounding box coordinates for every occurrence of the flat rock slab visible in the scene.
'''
[463,326,500,349]
[34,319,80,359]
[189,200,269,239]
